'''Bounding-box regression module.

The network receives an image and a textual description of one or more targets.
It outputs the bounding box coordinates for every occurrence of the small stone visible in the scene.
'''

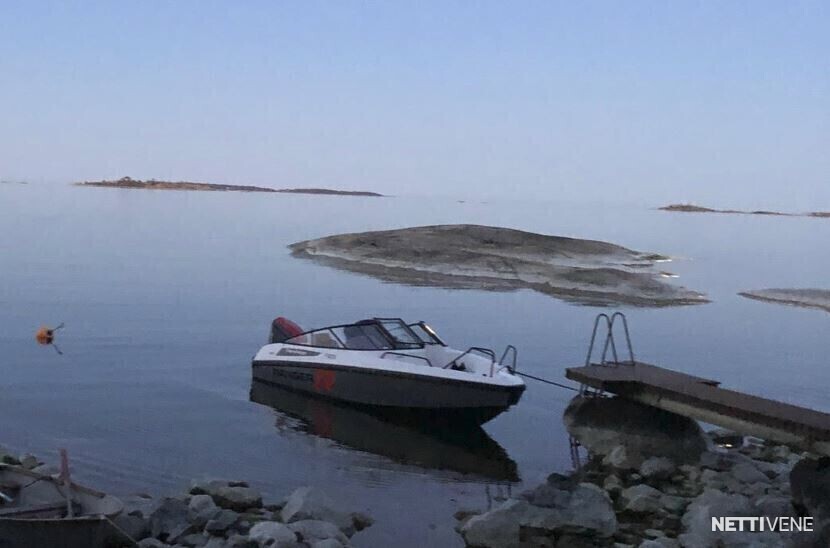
[659,494,688,514]
[603,474,624,497]
[310,540,344,548]
[643,528,664,538]
[178,532,209,548]
[205,509,239,535]
[351,511,373,532]
[281,487,363,536]
[247,521,298,547]
[188,494,220,527]
[640,457,676,481]
[288,520,349,545]
[149,497,195,542]
[113,512,150,541]
[731,462,769,484]
[620,484,663,514]
[137,540,168,548]
[603,445,645,471]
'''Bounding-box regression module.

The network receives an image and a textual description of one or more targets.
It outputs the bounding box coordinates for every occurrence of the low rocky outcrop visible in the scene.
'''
[659,204,830,219]
[75,177,382,196]
[289,225,707,307]
[739,288,830,313]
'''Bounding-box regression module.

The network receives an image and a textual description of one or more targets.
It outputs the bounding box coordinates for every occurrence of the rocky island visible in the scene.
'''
[739,289,830,313]
[289,224,707,307]
[75,177,383,196]
[659,204,830,219]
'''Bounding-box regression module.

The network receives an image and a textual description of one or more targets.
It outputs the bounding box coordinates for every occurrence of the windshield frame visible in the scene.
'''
[373,318,424,349]
[280,318,426,351]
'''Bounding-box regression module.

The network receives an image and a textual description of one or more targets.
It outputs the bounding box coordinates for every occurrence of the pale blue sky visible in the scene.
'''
[1,1,827,206]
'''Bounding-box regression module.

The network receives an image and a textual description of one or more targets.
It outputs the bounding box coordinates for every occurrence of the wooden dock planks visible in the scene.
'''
[566,362,830,452]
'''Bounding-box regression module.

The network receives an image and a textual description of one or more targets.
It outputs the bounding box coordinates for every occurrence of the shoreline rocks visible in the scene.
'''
[0,445,371,548]
[456,401,824,548]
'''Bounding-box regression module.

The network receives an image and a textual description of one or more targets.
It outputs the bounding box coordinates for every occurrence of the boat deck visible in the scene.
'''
[566,361,830,453]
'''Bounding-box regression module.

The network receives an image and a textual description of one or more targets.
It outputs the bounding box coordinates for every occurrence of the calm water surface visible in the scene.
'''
[1,184,828,546]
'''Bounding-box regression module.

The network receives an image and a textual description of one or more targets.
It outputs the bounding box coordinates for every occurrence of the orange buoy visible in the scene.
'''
[35,326,55,345]
[35,323,64,353]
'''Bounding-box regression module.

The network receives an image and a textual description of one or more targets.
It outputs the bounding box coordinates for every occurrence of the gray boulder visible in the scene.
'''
[679,489,753,547]
[149,497,195,542]
[310,540,345,548]
[205,509,240,535]
[188,494,221,527]
[190,479,263,512]
[620,484,663,514]
[730,462,769,484]
[603,445,645,471]
[280,487,367,537]
[790,456,830,520]
[179,532,209,547]
[288,520,349,545]
[461,499,549,548]
[247,521,300,547]
[137,540,168,548]
[461,483,617,547]
[113,511,150,541]
[640,457,676,481]
[563,396,707,464]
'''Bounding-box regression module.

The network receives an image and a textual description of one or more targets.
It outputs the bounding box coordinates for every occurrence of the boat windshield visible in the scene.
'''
[408,322,444,345]
[281,318,427,350]
[376,319,423,349]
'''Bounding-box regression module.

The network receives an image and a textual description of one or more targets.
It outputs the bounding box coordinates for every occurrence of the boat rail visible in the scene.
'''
[498,345,518,374]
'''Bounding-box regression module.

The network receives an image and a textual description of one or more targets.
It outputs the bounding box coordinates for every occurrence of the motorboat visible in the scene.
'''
[252,317,525,425]
[0,463,132,548]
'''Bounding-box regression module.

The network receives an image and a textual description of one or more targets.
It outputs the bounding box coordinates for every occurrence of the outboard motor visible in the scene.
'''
[269,317,304,343]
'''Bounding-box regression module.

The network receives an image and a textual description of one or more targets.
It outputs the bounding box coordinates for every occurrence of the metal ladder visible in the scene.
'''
[580,312,636,396]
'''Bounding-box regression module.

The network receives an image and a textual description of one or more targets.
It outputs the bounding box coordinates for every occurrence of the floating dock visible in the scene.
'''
[567,313,830,456]
[566,361,830,456]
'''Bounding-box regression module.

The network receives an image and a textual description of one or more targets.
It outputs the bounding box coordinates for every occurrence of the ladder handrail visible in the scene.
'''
[584,312,635,367]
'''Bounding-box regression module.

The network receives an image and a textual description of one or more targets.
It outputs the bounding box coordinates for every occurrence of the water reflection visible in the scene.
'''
[249,379,519,482]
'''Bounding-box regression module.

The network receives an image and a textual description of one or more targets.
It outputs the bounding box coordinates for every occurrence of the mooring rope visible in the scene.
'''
[513,371,580,392]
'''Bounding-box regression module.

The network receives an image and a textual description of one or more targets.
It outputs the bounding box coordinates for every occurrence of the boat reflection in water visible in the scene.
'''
[250,379,519,482]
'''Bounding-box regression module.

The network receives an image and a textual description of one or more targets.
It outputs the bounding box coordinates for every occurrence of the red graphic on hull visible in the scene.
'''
[313,369,336,393]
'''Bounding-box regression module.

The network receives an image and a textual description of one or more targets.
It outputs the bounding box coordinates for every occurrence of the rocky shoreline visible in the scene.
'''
[0,447,372,548]
[454,397,830,548]
[4,395,829,548]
